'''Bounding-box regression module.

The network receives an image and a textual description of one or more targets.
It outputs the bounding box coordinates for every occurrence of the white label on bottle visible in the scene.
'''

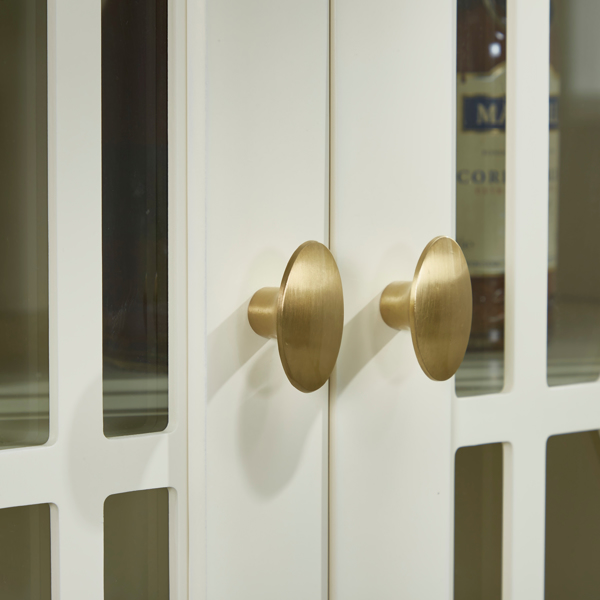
[456,65,560,276]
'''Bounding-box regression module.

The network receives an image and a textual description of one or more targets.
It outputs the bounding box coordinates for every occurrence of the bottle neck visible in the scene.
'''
[482,0,507,31]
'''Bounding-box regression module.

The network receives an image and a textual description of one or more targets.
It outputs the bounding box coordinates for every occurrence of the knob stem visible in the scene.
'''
[248,287,279,339]
[380,281,412,330]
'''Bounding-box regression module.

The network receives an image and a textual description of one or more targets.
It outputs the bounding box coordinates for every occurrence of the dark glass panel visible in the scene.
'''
[0,504,52,600]
[546,431,600,598]
[455,0,507,396]
[104,488,169,600]
[454,443,503,600]
[0,0,49,447]
[102,0,169,436]
[547,0,600,386]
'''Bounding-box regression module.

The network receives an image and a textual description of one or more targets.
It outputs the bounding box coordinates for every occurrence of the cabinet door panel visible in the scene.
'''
[331,1,455,597]
[205,1,329,598]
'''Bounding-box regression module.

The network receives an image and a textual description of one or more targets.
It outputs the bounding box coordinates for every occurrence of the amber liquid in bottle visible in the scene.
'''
[457,0,507,352]
[457,0,558,352]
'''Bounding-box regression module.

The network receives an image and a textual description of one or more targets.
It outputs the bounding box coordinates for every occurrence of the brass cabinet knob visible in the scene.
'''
[248,241,344,393]
[380,236,472,381]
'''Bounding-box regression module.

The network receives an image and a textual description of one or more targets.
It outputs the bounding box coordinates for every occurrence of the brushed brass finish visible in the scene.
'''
[248,241,344,393]
[380,236,473,381]
[248,287,279,339]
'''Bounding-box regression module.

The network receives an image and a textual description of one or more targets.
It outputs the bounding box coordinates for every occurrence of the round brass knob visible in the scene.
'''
[248,241,344,393]
[380,236,472,381]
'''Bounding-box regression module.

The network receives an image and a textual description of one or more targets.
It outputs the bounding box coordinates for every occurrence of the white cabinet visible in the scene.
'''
[2,1,600,599]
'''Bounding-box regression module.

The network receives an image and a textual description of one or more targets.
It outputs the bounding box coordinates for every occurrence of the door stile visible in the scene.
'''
[186,0,208,595]
[326,3,335,600]
[168,0,190,596]
[504,0,550,395]
[330,0,456,597]
[503,2,551,598]
[204,1,330,598]
[53,0,104,596]
[501,440,547,600]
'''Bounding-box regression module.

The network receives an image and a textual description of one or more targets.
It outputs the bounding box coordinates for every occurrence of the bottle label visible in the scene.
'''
[456,65,560,276]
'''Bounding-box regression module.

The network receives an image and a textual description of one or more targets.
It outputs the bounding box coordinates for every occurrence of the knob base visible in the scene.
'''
[248,287,279,339]
[380,281,411,330]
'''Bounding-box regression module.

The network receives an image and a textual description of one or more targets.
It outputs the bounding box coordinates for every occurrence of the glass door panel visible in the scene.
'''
[0,0,49,447]
[454,444,503,600]
[102,0,169,436]
[547,0,600,386]
[545,431,600,598]
[455,0,507,397]
[104,489,170,600]
[0,504,51,600]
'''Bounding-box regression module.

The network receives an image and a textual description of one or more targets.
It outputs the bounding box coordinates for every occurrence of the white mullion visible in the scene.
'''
[453,394,518,449]
[503,2,551,595]
[0,433,178,509]
[168,0,190,596]
[48,0,59,448]
[455,379,600,450]
[167,434,189,599]
[503,438,547,600]
[0,448,59,509]
[54,0,103,596]
[453,392,544,449]
[54,0,103,439]
[55,498,104,600]
[101,436,171,489]
[504,0,550,393]
[545,383,600,436]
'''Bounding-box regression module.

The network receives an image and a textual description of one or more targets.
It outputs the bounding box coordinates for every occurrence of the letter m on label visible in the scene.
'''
[463,96,506,132]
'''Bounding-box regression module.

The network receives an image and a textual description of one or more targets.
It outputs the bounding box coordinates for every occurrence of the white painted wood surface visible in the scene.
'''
[204,1,329,598]
[187,0,208,596]
[330,0,455,598]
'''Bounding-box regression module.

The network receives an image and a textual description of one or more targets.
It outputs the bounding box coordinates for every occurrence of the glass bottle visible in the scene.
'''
[456,0,558,352]
[457,0,507,352]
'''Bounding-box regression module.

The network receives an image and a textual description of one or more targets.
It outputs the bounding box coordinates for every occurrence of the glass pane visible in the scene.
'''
[0,0,49,447]
[104,488,169,600]
[454,443,503,600]
[547,0,600,386]
[455,0,507,397]
[546,431,600,598]
[102,0,169,436]
[0,504,52,600]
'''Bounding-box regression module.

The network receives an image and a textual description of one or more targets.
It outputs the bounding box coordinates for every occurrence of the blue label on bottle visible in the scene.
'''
[463,95,559,132]
[463,96,506,132]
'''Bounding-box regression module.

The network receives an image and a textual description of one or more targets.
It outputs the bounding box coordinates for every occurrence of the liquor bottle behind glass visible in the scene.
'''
[456,0,558,352]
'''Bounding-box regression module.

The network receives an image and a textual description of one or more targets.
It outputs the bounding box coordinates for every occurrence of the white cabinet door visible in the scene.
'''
[0,0,328,598]
[330,0,600,599]
[202,1,330,599]
[330,1,455,597]
[0,0,189,598]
